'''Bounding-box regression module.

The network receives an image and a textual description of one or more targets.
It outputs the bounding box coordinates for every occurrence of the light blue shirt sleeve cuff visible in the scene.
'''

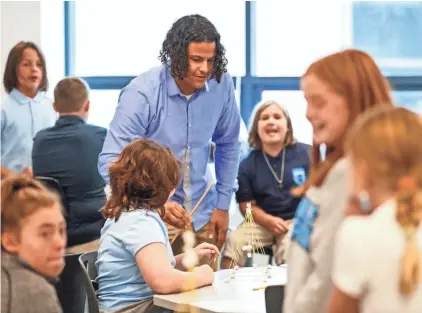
[216,193,233,211]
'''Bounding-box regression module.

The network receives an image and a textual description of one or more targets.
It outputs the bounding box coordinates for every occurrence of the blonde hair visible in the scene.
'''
[346,107,422,296]
[1,175,61,233]
[248,100,296,150]
[294,49,394,196]
[54,77,90,113]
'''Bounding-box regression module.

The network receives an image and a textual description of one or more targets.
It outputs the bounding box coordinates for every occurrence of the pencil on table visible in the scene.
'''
[253,284,283,291]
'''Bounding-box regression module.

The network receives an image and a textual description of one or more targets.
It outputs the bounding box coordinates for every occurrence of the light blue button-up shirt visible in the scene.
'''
[1,89,56,172]
[98,65,241,230]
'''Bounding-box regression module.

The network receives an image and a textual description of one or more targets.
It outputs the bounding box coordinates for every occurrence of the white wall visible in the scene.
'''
[1,1,41,98]
[1,0,64,99]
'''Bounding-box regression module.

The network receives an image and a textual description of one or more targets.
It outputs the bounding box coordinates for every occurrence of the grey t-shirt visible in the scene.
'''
[284,158,349,313]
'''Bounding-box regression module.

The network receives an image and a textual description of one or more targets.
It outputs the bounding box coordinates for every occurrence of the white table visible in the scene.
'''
[153,265,287,313]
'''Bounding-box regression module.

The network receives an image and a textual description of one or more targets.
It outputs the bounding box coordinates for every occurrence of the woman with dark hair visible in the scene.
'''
[96,139,219,313]
[221,100,310,269]
[1,41,56,177]
[98,15,241,268]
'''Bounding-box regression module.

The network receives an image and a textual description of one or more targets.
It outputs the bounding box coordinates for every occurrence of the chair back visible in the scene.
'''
[265,285,284,313]
[36,176,69,214]
[78,251,100,313]
[55,253,86,313]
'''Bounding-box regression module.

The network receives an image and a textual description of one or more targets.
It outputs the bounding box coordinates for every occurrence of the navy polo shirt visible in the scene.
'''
[32,116,107,247]
[236,142,311,220]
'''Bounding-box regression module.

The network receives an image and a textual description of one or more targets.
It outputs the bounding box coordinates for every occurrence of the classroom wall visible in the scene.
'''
[1,1,41,97]
[0,0,64,100]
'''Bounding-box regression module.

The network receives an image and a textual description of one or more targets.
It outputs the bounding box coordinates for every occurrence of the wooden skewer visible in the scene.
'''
[187,183,214,218]
[252,286,267,291]
[170,183,214,244]
[253,284,284,291]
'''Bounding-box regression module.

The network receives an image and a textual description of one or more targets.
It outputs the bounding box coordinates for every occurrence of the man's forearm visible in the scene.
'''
[98,152,115,184]
[174,253,187,271]
[98,131,126,184]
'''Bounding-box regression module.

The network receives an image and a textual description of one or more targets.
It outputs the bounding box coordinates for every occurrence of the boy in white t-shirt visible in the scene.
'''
[327,107,422,313]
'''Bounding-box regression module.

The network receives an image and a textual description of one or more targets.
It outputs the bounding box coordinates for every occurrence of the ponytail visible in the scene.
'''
[1,175,60,232]
[396,176,422,296]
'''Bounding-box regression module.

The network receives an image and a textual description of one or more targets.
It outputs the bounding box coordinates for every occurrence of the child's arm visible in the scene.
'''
[327,218,364,313]
[174,242,220,271]
[136,243,214,294]
[327,287,359,313]
[174,253,186,270]
[240,201,289,235]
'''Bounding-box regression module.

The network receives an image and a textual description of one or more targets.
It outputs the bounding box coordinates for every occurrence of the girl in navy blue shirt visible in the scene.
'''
[222,100,310,268]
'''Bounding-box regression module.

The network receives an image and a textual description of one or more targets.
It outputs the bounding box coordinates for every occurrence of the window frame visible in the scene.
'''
[64,1,422,124]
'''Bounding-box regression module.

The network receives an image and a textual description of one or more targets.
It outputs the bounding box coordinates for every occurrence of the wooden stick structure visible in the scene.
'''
[228,202,266,269]
[170,183,214,245]
[224,264,273,284]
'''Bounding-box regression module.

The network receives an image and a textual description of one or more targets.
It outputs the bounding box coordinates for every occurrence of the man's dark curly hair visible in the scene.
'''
[159,14,228,83]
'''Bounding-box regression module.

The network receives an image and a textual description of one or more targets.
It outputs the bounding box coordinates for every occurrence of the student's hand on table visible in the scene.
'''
[266,216,289,236]
[208,209,229,250]
[194,242,220,261]
[163,201,191,229]
[193,264,214,286]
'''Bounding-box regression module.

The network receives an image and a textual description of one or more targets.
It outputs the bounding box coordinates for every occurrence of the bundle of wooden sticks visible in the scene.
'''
[170,183,214,244]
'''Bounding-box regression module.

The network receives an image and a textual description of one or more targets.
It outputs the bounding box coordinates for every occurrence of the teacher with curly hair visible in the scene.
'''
[98,14,241,270]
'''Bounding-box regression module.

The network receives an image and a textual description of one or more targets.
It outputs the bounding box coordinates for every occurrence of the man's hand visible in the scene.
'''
[163,201,191,229]
[208,209,229,250]
[265,216,289,236]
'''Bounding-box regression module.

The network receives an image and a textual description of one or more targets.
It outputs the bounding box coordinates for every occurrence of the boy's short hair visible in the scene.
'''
[54,77,90,113]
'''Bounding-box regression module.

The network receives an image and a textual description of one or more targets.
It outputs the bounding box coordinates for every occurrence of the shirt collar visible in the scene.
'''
[56,115,86,126]
[10,88,45,105]
[166,68,210,97]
